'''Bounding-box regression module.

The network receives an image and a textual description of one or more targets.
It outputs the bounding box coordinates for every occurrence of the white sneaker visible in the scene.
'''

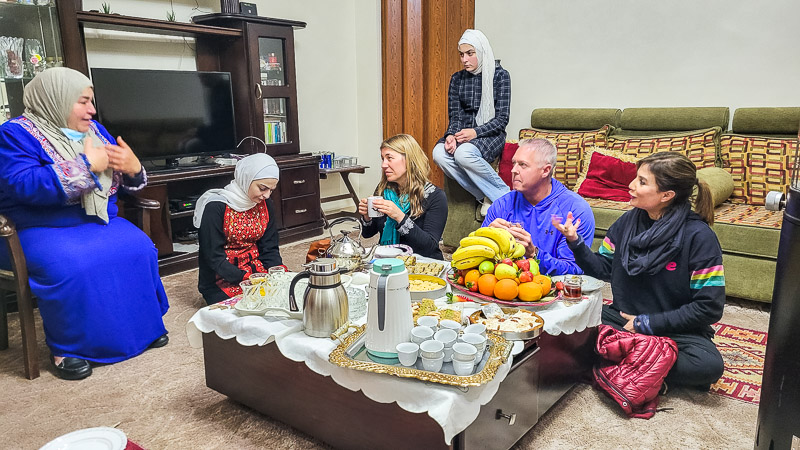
[480,197,492,216]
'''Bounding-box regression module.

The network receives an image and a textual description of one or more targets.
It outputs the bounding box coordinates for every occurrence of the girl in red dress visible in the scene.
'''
[194,153,285,304]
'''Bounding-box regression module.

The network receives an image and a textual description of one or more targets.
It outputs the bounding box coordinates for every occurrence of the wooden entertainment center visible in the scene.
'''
[37,2,325,274]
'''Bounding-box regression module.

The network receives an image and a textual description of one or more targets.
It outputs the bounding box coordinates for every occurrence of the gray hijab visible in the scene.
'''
[23,67,113,223]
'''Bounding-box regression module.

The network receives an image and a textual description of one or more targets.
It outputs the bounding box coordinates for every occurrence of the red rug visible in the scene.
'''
[710,323,766,405]
[601,298,765,404]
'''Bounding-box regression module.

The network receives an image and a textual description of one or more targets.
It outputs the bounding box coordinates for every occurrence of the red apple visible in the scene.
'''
[516,259,530,272]
[518,271,533,283]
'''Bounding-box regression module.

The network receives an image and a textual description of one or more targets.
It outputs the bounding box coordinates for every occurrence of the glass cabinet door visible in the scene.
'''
[0,0,64,124]
[258,37,286,87]
[257,36,292,147]
[263,97,290,144]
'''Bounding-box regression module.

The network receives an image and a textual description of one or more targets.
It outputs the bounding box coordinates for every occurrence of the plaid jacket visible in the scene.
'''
[439,64,511,162]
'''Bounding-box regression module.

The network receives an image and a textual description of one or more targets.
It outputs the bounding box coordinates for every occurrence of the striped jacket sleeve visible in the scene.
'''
[646,226,726,335]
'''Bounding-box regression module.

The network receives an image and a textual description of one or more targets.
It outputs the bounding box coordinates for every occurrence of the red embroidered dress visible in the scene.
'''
[216,201,270,297]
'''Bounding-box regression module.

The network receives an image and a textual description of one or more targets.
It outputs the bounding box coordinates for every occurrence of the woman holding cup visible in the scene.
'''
[358,134,448,259]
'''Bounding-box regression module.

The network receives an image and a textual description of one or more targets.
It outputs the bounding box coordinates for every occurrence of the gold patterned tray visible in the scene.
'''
[329,324,513,388]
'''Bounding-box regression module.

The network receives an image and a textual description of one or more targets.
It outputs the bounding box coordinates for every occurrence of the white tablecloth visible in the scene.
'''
[186,275,602,444]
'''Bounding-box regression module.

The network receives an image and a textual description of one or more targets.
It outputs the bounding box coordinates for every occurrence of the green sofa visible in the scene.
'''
[441,107,800,303]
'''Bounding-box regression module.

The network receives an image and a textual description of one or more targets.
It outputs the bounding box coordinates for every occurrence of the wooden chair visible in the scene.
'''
[0,214,39,379]
[0,196,159,380]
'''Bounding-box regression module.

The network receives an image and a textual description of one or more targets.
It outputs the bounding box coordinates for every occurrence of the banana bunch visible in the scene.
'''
[451,227,526,269]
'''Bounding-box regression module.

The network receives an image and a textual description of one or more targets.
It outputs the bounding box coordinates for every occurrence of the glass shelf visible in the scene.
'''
[0,0,64,124]
[263,97,290,145]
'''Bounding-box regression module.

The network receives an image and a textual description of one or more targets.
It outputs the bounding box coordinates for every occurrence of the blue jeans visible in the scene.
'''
[433,142,510,202]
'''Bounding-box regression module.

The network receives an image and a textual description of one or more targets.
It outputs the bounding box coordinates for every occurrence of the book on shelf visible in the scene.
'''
[265,120,287,144]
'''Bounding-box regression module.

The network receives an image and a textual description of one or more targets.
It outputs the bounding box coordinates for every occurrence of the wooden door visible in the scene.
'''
[382,0,475,187]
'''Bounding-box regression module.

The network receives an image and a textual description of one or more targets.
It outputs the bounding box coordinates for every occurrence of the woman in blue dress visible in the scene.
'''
[0,68,169,380]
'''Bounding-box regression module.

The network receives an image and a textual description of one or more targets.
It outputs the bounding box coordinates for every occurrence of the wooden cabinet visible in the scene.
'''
[193,13,305,157]
[67,11,322,272]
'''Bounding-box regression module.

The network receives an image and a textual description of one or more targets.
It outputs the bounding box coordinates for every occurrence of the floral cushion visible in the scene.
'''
[517,125,610,190]
[720,134,797,205]
[606,127,720,170]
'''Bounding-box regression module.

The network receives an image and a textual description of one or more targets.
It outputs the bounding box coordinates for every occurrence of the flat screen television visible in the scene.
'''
[91,68,237,170]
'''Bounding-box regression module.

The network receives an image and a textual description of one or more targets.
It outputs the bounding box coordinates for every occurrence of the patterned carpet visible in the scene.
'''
[710,323,766,405]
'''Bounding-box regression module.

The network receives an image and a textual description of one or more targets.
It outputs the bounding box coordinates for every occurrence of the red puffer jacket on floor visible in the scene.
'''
[593,324,678,419]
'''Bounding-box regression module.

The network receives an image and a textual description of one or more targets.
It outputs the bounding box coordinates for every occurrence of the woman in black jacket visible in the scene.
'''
[359,134,448,259]
[553,152,725,389]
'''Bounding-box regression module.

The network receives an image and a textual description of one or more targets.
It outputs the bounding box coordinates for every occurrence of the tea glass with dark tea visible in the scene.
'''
[562,275,583,303]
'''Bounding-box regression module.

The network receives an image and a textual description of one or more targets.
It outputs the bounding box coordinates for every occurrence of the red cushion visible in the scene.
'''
[577,151,638,202]
[498,142,519,188]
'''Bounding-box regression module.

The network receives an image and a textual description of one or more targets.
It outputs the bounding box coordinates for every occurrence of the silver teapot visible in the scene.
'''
[325,217,374,272]
[288,258,349,338]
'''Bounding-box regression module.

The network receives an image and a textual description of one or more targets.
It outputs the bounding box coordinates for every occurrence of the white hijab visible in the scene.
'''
[458,29,496,127]
[192,153,280,227]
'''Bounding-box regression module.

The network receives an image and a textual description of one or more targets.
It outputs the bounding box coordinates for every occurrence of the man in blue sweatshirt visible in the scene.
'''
[483,138,595,275]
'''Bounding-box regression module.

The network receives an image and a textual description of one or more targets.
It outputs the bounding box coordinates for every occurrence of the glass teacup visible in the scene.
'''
[562,275,583,303]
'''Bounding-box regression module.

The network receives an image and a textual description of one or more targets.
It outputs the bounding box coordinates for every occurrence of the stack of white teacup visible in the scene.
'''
[396,318,488,376]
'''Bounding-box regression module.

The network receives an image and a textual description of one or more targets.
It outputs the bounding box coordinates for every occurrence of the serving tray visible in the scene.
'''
[329,324,513,388]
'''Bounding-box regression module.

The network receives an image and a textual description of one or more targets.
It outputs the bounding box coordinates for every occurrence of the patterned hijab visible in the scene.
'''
[192,153,280,227]
[458,29,496,127]
[23,67,113,223]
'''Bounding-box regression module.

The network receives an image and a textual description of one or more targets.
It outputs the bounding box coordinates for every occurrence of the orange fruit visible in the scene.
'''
[464,269,481,290]
[477,274,498,296]
[532,275,552,296]
[518,282,543,302]
[493,279,519,301]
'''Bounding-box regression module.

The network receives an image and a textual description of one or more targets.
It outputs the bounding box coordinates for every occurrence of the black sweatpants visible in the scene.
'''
[602,305,724,389]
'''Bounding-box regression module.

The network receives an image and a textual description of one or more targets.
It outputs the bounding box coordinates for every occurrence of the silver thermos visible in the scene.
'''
[288,258,349,338]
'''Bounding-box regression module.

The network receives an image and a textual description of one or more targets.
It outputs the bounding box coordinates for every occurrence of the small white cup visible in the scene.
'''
[443,347,454,363]
[434,328,457,348]
[439,319,462,333]
[464,323,487,337]
[417,315,439,331]
[367,196,385,218]
[419,339,444,359]
[452,342,478,362]
[459,333,487,362]
[421,355,444,373]
[396,342,419,367]
[453,359,475,376]
[411,326,434,344]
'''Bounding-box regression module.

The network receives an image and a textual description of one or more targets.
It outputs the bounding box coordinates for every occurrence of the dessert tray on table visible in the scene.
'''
[468,308,545,341]
[329,324,513,388]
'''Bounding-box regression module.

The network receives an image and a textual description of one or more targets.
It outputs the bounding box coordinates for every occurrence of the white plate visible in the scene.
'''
[551,274,605,293]
[40,427,127,450]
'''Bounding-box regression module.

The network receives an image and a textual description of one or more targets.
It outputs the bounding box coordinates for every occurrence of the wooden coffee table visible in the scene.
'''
[202,326,597,449]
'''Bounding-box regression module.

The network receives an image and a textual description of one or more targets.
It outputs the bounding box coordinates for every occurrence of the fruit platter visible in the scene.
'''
[448,226,566,307]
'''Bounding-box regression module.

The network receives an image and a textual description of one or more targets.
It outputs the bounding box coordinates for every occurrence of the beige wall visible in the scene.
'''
[476,0,800,134]
[82,0,383,214]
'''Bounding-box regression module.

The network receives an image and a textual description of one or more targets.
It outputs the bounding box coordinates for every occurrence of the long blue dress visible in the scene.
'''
[0,117,169,363]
